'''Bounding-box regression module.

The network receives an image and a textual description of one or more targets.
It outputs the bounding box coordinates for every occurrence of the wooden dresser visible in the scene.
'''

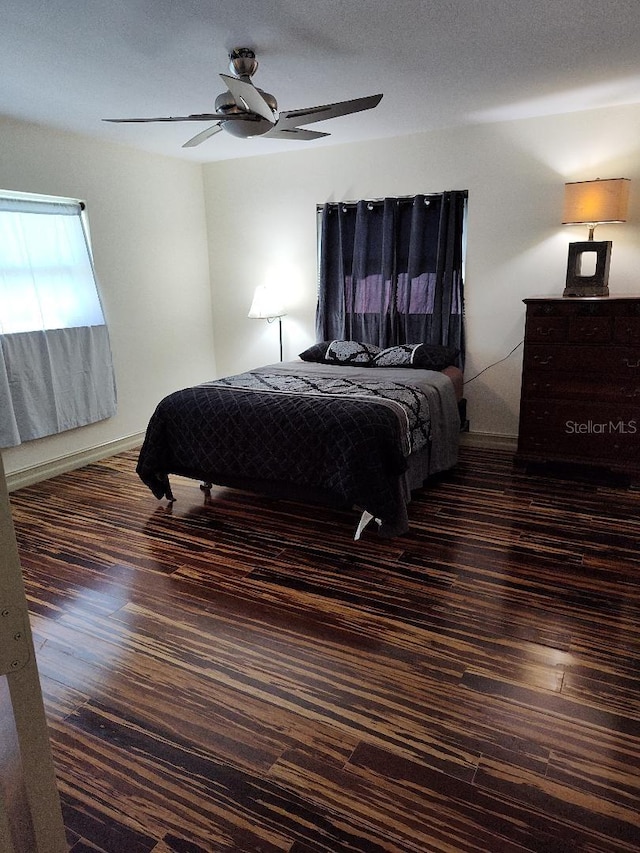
[515,296,640,481]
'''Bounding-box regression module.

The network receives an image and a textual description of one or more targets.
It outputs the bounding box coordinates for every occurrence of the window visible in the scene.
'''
[316,192,467,364]
[0,197,106,334]
[0,192,117,448]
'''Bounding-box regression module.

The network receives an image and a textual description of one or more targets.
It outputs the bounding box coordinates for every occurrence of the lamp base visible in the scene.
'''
[563,240,611,298]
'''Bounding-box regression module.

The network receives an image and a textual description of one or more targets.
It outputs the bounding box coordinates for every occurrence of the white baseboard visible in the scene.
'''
[6,432,145,492]
[460,431,518,451]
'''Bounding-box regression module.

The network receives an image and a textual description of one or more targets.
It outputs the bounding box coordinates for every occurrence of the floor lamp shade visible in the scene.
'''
[562,178,630,297]
[248,285,286,360]
[248,285,285,320]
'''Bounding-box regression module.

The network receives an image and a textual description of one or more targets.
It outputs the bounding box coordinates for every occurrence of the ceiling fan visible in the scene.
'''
[104,47,383,149]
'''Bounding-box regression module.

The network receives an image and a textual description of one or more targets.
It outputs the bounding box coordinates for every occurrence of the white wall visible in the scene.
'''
[203,101,640,437]
[0,117,216,478]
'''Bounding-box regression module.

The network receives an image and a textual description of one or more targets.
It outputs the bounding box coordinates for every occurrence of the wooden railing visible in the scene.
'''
[0,453,67,853]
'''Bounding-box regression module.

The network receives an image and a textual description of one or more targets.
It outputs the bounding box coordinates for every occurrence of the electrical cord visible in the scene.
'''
[464,339,524,383]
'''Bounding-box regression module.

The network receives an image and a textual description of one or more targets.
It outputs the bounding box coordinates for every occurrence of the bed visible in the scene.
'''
[136,344,463,538]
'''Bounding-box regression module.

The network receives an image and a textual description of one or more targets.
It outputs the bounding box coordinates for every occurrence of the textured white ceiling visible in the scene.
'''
[2,0,640,162]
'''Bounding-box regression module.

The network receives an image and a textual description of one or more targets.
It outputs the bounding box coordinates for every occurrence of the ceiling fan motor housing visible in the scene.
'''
[216,49,278,137]
[214,89,277,137]
[215,88,277,114]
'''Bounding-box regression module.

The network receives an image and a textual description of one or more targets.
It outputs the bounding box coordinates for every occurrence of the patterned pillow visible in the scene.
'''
[324,340,382,365]
[373,343,459,370]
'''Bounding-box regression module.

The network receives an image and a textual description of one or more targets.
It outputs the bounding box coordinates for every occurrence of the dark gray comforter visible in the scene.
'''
[136,361,460,536]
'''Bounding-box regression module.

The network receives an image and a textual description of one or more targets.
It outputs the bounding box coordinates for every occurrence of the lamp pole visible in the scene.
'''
[268,315,283,361]
[248,285,286,362]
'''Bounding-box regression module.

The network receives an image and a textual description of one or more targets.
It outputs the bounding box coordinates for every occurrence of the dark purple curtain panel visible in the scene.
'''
[316,192,466,366]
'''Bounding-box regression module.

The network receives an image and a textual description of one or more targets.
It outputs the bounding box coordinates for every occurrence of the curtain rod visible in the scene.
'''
[316,190,468,211]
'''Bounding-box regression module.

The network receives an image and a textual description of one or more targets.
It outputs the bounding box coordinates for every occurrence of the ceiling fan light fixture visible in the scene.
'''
[222,117,274,138]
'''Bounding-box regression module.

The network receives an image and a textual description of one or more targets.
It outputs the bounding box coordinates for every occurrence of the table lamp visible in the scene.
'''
[562,178,630,297]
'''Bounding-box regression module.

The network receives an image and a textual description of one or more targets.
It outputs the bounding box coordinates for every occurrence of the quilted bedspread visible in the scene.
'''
[136,361,459,535]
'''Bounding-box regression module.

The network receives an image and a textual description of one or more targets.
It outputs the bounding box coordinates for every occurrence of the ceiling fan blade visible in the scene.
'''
[103,113,225,123]
[103,113,256,124]
[275,93,383,130]
[219,73,275,123]
[264,127,330,140]
[182,123,224,148]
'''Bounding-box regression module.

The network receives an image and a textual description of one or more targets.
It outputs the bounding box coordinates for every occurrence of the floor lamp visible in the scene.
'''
[248,285,286,361]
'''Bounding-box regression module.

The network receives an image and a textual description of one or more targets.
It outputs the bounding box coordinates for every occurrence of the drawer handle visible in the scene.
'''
[533,355,554,366]
[535,327,554,336]
[623,358,640,369]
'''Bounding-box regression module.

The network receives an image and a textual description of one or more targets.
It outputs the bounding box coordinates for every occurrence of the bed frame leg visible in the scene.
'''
[354,510,381,540]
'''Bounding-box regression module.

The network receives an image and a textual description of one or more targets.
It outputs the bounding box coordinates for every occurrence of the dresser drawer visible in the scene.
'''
[525,316,568,342]
[614,316,640,345]
[525,299,616,318]
[522,373,640,402]
[568,316,612,343]
[518,402,640,461]
[523,344,640,375]
[525,314,613,344]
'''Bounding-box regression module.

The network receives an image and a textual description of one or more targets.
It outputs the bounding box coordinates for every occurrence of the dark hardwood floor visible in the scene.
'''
[8,445,640,852]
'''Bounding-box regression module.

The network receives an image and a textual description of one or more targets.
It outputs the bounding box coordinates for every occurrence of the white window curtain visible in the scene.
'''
[0,194,117,448]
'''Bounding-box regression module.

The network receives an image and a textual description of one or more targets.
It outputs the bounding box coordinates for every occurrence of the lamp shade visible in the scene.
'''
[248,285,286,319]
[562,178,630,225]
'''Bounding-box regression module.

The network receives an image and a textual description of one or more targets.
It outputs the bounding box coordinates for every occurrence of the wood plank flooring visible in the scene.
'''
[7,445,640,852]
